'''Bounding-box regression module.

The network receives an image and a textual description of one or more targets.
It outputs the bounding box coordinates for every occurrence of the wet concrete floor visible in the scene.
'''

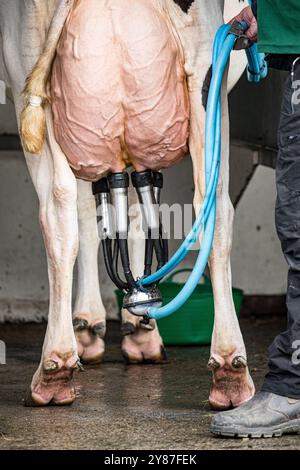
[0,316,299,450]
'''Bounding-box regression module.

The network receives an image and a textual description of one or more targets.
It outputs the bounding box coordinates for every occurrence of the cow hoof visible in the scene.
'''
[121,322,136,336]
[208,354,255,410]
[92,321,106,339]
[73,318,89,332]
[207,357,221,371]
[24,354,78,407]
[121,322,167,364]
[232,355,248,369]
[74,315,105,365]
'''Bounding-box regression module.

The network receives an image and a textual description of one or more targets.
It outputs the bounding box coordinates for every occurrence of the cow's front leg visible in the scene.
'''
[73,179,106,364]
[189,81,254,410]
[25,112,79,406]
[121,186,167,364]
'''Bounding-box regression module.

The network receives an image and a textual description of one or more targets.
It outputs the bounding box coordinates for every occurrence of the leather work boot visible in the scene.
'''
[210,392,300,438]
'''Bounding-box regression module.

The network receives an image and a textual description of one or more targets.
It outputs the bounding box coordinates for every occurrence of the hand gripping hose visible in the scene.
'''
[141,21,267,321]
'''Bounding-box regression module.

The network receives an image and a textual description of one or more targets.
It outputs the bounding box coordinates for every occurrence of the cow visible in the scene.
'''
[0,0,254,409]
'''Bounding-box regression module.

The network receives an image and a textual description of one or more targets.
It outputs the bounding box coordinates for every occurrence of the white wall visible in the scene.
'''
[231,164,287,295]
[0,147,287,322]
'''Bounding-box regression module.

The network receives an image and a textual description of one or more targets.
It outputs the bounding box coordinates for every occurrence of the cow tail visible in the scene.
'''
[20,0,73,155]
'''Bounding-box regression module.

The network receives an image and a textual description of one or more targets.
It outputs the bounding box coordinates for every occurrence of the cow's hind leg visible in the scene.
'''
[73,180,106,364]
[24,111,79,406]
[189,78,254,410]
[121,186,167,364]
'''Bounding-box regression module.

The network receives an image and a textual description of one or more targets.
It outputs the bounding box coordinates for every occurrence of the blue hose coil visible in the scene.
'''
[143,22,267,321]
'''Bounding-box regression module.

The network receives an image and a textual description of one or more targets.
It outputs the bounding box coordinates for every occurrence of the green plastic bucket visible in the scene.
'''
[115,269,244,346]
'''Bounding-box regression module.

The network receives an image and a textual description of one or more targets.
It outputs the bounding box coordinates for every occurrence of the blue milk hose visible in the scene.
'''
[141,23,266,321]
[140,25,229,288]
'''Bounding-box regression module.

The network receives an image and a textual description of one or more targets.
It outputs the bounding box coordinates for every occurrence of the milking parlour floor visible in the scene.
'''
[0,316,298,451]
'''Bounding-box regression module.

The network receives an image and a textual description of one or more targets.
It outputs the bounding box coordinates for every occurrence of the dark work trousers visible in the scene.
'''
[262,60,300,398]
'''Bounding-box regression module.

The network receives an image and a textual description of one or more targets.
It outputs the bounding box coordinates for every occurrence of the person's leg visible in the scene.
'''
[262,63,300,399]
[210,62,300,438]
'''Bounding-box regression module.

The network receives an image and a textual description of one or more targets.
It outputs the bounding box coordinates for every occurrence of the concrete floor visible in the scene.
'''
[0,316,299,450]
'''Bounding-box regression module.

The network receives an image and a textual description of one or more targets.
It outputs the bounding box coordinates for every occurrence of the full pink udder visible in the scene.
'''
[51,0,189,181]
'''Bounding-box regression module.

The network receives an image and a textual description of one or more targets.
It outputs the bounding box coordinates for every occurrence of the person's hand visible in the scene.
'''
[229,6,258,42]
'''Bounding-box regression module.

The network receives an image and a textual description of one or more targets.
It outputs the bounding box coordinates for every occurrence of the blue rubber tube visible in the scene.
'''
[143,22,267,321]
[141,26,230,288]
[146,33,236,320]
